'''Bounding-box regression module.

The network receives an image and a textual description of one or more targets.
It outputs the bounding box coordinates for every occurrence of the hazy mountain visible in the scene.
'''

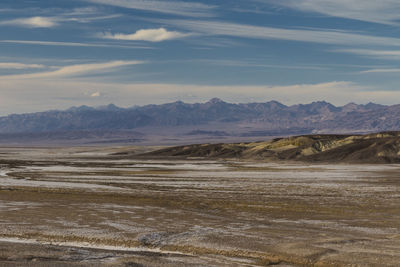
[0,99,397,134]
[0,99,398,145]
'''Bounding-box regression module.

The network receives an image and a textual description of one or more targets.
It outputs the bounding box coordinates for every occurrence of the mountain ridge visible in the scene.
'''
[0,99,399,143]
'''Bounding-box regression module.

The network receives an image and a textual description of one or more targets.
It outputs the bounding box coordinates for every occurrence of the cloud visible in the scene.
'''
[0,40,151,49]
[58,7,122,23]
[0,16,57,28]
[90,92,101,97]
[1,60,144,79]
[64,14,121,23]
[196,59,327,70]
[161,19,400,47]
[334,49,400,60]
[0,9,120,28]
[63,6,105,16]
[86,0,215,17]
[360,68,400,74]
[0,62,45,69]
[102,28,190,42]
[270,0,400,25]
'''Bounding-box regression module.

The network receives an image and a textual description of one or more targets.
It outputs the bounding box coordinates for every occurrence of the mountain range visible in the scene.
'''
[0,98,398,145]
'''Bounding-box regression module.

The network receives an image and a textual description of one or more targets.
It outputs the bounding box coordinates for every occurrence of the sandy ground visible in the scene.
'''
[1,147,400,266]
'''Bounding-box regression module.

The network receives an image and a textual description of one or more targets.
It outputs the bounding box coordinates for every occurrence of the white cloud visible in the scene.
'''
[0,10,120,28]
[102,28,190,42]
[0,62,45,69]
[334,49,400,60]
[270,0,400,25]
[0,40,151,49]
[65,7,100,16]
[91,92,101,97]
[162,19,400,47]
[86,0,215,17]
[64,14,121,23]
[360,68,400,74]
[196,59,326,70]
[0,16,57,28]
[1,60,144,79]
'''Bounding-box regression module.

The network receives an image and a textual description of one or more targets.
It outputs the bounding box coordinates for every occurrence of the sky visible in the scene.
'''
[2,0,400,114]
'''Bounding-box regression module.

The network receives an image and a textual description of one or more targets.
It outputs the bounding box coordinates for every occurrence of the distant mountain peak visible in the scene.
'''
[207,98,225,104]
[67,105,93,112]
[267,100,284,105]
[343,102,357,107]
[342,102,360,112]
[97,104,121,111]
[365,102,384,109]
[310,100,334,107]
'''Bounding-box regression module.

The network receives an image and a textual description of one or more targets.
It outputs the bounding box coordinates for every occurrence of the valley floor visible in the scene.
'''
[0,147,400,266]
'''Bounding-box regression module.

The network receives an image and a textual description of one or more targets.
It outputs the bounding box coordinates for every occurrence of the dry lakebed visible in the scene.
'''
[0,146,400,266]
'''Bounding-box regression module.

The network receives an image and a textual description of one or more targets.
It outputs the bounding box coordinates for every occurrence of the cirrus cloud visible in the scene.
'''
[360,68,400,74]
[102,28,190,42]
[1,60,145,79]
[162,19,400,47]
[85,0,215,17]
[0,16,58,28]
[334,49,400,60]
[0,62,46,69]
[270,0,400,25]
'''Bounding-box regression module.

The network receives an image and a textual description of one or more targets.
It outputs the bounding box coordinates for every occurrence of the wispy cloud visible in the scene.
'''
[193,59,327,70]
[59,7,122,23]
[334,49,400,60]
[63,14,121,23]
[0,16,57,28]
[162,19,400,47]
[85,0,215,17]
[0,8,19,13]
[1,60,144,79]
[102,28,190,42]
[230,7,274,15]
[270,0,400,25]
[0,62,45,69]
[63,6,104,16]
[0,40,151,49]
[0,8,120,28]
[360,68,400,74]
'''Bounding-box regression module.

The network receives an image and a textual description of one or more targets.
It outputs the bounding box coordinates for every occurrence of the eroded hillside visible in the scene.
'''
[141,132,400,163]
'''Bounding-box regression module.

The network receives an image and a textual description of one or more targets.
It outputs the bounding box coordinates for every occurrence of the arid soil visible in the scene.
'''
[140,132,400,163]
[1,146,400,266]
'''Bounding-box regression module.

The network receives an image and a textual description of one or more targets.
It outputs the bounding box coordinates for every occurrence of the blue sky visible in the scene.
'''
[1,0,400,114]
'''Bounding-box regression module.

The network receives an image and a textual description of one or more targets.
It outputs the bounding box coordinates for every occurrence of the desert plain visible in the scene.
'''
[0,146,400,266]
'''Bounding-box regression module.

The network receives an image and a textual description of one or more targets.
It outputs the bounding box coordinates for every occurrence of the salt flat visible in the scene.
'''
[0,147,400,266]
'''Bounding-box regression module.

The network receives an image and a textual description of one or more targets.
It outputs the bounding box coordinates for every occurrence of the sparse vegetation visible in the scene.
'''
[1,146,400,266]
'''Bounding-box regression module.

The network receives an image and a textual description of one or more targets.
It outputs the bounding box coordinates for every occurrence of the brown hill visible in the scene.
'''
[140,132,400,163]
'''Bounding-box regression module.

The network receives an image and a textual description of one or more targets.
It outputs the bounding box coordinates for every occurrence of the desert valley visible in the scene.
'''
[3,0,400,265]
[2,132,400,266]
